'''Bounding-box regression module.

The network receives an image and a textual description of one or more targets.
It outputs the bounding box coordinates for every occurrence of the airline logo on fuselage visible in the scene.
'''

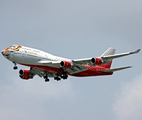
[24,50,38,56]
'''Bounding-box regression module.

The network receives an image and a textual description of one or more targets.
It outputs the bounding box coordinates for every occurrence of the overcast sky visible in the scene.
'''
[0,0,142,120]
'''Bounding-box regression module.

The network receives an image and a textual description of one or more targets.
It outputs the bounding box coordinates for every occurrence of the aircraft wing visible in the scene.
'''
[101,49,141,60]
[73,49,141,65]
[37,61,61,68]
[72,58,93,66]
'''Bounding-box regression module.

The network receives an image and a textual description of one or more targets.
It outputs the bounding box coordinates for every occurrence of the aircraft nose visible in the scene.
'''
[1,49,9,56]
[1,50,4,55]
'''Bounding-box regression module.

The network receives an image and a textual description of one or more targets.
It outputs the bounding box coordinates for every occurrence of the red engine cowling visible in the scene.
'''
[60,61,71,68]
[19,69,31,80]
[91,57,103,65]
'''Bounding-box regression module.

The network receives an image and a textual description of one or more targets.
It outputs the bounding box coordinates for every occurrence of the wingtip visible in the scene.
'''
[128,66,133,68]
[134,49,141,53]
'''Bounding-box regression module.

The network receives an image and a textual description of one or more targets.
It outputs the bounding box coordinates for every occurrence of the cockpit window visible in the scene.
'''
[8,45,22,51]
[10,46,16,49]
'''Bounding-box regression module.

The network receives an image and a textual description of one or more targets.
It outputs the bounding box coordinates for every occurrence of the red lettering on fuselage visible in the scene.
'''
[25,51,37,56]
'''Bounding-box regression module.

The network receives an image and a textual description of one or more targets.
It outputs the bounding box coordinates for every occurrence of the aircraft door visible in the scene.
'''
[38,53,42,60]
[22,50,26,57]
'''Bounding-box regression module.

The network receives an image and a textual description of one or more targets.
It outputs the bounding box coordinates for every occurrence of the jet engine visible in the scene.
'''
[91,57,103,65]
[19,69,32,80]
[60,61,71,68]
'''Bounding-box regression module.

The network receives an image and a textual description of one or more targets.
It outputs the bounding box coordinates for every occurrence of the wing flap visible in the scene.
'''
[102,66,132,72]
[66,65,88,74]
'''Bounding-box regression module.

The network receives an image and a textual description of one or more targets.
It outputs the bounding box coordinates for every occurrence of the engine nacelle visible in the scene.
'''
[19,69,31,80]
[60,61,71,68]
[91,57,103,65]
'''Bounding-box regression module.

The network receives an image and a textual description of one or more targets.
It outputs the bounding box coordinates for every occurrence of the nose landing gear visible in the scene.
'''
[13,62,18,70]
[13,66,18,70]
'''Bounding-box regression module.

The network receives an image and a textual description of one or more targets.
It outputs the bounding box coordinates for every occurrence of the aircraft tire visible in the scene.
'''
[45,79,49,82]
[13,66,18,70]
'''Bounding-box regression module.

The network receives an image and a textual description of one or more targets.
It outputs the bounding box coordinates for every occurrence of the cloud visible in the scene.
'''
[113,72,142,120]
[0,70,75,120]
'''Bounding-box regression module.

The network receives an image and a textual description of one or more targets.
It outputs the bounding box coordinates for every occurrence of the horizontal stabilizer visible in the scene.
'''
[102,66,132,72]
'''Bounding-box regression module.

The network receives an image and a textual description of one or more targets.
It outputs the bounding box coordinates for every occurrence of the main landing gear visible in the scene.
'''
[54,77,61,81]
[13,62,18,70]
[61,74,68,80]
[54,73,68,81]
[44,73,68,82]
[44,75,49,82]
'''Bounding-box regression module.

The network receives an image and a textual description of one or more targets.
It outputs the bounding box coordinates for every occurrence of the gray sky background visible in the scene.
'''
[0,0,142,120]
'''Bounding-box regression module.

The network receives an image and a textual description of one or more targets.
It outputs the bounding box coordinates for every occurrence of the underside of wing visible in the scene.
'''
[65,65,88,74]
[30,67,57,78]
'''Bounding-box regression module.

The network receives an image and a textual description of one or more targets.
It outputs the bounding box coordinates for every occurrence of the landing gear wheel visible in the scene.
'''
[44,75,49,82]
[13,62,18,70]
[61,74,68,80]
[45,79,49,82]
[54,77,61,81]
[13,66,18,70]
[57,78,61,81]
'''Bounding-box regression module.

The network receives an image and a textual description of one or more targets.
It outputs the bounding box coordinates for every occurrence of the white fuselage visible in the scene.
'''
[6,46,70,66]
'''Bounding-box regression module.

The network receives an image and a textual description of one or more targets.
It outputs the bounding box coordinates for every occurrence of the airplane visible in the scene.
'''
[1,44,141,82]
